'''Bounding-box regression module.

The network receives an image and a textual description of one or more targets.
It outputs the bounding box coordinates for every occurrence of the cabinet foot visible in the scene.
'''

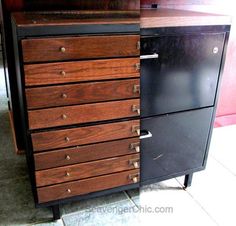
[184,173,193,188]
[52,205,61,220]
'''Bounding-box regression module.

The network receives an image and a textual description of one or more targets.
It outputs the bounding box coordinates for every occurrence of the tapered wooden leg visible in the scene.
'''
[52,205,61,220]
[184,173,193,188]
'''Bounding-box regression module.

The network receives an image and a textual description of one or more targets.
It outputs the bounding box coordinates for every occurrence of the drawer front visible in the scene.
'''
[31,120,140,151]
[36,153,140,187]
[26,79,140,109]
[28,99,140,130]
[34,137,140,170]
[37,169,139,203]
[22,35,140,63]
[24,58,140,86]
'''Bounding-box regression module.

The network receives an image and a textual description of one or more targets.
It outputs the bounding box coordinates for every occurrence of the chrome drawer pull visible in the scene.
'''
[128,174,139,183]
[67,189,71,193]
[60,71,66,76]
[65,155,71,160]
[65,137,70,142]
[129,159,140,169]
[140,53,159,60]
[65,172,70,177]
[130,142,140,153]
[135,63,140,71]
[140,131,152,140]
[61,114,67,119]
[133,84,140,94]
[132,105,140,115]
[61,93,67,98]
[132,125,140,136]
[137,41,141,50]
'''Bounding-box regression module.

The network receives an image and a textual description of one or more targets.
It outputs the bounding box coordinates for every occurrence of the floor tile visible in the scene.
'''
[33,219,64,226]
[62,200,139,226]
[182,156,236,226]
[139,182,217,226]
[61,192,128,216]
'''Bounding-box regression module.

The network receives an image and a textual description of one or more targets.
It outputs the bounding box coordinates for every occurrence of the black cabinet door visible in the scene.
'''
[141,107,213,184]
[141,33,225,117]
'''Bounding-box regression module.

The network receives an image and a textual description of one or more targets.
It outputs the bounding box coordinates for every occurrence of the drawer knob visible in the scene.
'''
[61,114,67,119]
[132,105,140,115]
[133,85,140,94]
[61,93,67,98]
[132,125,140,136]
[67,189,71,193]
[135,63,140,71]
[213,46,219,54]
[65,137,70,142]
[60,71,66,76]
[132,177,138,183]
[137,41,140,50]
[130,142,140,153]
[65,172,70,177]
[65,155,71,160]
[60,47,66,53]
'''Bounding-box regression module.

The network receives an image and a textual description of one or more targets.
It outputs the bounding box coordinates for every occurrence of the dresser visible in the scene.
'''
[11,9,231,221]
[11,11,140,219]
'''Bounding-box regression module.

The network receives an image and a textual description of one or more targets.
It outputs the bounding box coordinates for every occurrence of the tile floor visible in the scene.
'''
[0,62,236,226]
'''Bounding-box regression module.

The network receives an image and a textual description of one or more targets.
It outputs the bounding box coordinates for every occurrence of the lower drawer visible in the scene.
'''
[31,119,140,151]
[37,169,139,203]
[35,153,140,187]
[34,137,140,170]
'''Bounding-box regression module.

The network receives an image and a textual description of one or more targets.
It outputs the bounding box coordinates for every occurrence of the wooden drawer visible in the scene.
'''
[22,35,140,63]
[24,58,140,86]
[37,169,139,203]
[28,99,140,130]
[25,79,140,109]
[36,153,139,187]
[34,137,140,170]
[31,120,140,151]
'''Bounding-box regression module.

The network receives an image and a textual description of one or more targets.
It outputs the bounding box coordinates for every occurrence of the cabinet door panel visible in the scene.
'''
[141,33,225,117]
[141,108,213,184]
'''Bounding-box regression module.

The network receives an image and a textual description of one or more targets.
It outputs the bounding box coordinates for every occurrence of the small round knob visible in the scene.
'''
[135,146,140,153]
[132,177,138,183]
[61,93,67,98]
[213,47,219,54]
[65,137,70,142]
[60,47,66,52]
[65,155,71,160]
[67,189,71,193]
[61,114,67,119]
[60,71,66,76]
[65,172,70,177]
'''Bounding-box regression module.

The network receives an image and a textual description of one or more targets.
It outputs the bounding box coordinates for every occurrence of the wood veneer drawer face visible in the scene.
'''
[24,58,140,86]
[22,35,140,63]
[34,137,140,170]
[25,79,140,109]
[37,169,139,203]
[35,153,140,187]
[31,120,140,151]
[28,99,140,130]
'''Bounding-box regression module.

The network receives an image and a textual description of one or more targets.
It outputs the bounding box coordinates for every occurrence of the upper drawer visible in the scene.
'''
[31,119,140,151]
[25,79,140,109]
[24,58,140,86]
[28,99,140,130]
[22,35,140,63]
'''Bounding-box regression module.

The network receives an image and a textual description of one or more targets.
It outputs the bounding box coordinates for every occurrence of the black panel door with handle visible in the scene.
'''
[141,33,225,118]
[140,107,214,184]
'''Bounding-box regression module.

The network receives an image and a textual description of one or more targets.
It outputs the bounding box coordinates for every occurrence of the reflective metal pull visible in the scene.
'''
[132,105,140,115]
[129,159,140,169]
[60,71,66,76]
[130,142,140,153]
[67,189,71,193]
[140,131,153,139]
[137,41,140,50]
[128,173,139,183]
[61,93,67,98]
[135,63,140,71]
[65,137,70,142]
[133,84,140,94]
[140,53,159,60]
[61,114,67,119]
[65,155,71,160]
[132,125,140,136]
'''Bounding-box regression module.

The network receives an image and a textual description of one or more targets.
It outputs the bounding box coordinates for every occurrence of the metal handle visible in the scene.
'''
[140,53,159,60]
[140,130,152,139]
